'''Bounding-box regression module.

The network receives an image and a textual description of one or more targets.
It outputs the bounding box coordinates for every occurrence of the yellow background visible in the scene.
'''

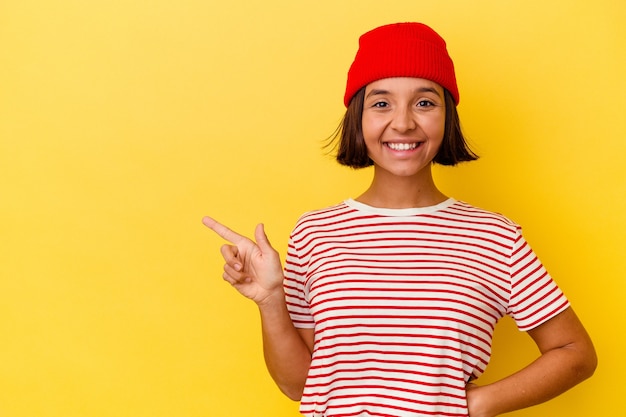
[1,1,624,416]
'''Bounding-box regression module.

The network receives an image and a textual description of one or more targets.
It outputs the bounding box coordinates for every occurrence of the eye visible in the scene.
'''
[372,101,388,108]
[416,100,435,107]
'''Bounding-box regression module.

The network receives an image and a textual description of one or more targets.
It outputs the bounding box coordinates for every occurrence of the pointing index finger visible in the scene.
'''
[202,216,246,244]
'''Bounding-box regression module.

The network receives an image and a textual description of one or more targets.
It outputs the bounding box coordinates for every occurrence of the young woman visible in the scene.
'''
[203,22,596,417]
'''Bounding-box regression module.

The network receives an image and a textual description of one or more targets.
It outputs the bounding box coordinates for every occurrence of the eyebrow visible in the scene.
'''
[365,86,442,99]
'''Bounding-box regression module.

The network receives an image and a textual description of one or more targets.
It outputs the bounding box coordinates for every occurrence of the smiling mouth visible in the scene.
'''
[385,142,422,151]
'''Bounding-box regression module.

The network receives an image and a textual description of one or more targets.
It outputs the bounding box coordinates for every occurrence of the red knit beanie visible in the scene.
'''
[344,22,459,107]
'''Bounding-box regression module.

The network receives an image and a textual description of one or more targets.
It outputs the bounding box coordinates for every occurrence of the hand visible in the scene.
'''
[202,216,285,306]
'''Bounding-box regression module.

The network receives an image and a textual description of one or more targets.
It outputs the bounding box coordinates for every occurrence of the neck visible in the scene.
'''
[356,167,447,209]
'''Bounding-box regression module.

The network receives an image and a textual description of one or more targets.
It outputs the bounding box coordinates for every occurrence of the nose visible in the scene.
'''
[390,106,417,133]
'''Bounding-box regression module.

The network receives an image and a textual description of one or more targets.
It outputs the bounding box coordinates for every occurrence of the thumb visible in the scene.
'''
[254,223,275,254]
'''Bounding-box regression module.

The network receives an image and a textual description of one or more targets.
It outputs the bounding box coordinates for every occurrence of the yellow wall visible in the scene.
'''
[1,1,624,416]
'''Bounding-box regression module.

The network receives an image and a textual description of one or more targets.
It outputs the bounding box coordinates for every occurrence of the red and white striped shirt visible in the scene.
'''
[284,198,569,417]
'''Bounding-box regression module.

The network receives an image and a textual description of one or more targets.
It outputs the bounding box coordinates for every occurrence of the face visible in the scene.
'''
[361,77,446,179]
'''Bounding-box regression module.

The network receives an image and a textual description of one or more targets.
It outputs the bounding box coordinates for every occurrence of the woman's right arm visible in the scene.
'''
[202,217,313,400]
[259,292,314,399]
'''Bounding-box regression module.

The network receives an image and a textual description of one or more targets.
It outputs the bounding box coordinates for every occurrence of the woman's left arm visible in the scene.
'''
[466,307,597,417]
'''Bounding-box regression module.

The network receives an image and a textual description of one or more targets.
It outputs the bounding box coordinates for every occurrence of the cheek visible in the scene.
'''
[425,116,446,142]
[361,116,384,143]
[360,126,374,147]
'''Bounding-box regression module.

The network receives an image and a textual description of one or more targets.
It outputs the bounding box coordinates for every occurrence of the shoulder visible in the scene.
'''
[297,201,352,222]
[441,200,522,236]
[290,201,356,236]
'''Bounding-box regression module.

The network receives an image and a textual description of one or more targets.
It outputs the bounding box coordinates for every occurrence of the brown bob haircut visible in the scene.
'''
[332,87,478,168]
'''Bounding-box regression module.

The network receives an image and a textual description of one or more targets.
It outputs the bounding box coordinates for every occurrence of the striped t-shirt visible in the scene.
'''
[283,198,569,417]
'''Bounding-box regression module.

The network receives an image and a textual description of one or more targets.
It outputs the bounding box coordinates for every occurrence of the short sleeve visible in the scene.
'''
[508,228,570,331]
[283,234,315,329]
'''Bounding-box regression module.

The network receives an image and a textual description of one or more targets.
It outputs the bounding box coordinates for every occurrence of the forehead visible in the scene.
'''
[365,77,444,95]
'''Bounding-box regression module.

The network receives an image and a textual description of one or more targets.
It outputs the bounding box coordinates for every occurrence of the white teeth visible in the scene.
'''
[387,142,418,151]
